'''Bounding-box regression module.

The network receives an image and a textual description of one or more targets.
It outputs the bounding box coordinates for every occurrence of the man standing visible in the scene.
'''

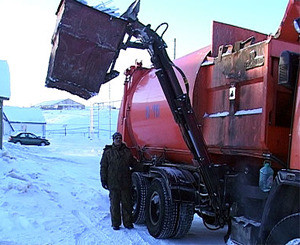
[100,132,141,230]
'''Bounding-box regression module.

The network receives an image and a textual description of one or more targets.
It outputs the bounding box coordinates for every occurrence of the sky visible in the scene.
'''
[0,0,290,107]
[0,108,230,244]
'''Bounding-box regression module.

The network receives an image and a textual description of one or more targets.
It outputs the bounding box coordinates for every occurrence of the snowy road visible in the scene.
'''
[0,135,227,245]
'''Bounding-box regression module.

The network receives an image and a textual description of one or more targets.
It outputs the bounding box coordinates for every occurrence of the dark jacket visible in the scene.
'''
[100,143,141,190]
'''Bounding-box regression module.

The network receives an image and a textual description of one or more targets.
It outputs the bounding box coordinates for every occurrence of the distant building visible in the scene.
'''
[3,106,46,137]
[36,98,85,110]
[0,60,10,149]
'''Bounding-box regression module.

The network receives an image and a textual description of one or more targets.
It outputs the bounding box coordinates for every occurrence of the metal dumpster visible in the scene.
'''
[46,0,128,99]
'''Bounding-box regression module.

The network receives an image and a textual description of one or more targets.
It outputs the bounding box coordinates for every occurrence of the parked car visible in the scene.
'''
[8,133,50,146]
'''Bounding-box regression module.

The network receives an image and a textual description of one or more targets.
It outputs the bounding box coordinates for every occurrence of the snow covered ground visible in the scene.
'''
[0,108,227,245]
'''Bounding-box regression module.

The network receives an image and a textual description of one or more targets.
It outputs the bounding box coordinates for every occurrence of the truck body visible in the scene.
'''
[46,0,300,244]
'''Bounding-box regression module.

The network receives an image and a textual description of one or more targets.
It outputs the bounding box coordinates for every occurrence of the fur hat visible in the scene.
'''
[112,132,122,140]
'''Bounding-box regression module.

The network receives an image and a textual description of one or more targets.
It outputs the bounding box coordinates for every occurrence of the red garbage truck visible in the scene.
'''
[46,0,299,243]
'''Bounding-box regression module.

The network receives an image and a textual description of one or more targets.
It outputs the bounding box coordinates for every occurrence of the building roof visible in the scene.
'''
[0,60,10,100]
[35,98,84,107]
[36,99,63,106]
[3,106,46,124]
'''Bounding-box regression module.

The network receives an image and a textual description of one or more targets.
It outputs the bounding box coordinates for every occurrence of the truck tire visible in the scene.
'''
[172,202,194,238]
[132,172,149,224]
[145,178,177,238]
[265,213,300,245]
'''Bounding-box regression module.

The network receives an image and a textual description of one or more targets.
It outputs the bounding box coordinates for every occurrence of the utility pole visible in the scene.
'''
[174,38,176,60]
[109,83,112,138]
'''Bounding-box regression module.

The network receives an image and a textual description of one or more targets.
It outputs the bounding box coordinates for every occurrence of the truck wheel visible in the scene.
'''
[146,178,177,238]
[266,213,300,245]
[172,203,194,238]
[132,172,149,224]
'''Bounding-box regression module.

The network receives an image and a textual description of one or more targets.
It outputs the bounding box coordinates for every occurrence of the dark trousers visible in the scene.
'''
[109,188,133,227]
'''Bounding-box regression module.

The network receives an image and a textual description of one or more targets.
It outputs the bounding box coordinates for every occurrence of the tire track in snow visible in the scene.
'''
[72,210,114,245]
[122,227,156,245]
[72,209,159,245]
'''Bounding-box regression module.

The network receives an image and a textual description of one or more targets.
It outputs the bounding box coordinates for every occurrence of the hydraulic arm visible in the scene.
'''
[121,20,229,228]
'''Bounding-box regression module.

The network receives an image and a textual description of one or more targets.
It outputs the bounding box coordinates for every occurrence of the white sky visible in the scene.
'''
[0,0,289,107]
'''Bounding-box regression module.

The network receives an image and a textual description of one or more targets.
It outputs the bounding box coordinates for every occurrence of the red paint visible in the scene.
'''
[118,0,299,170]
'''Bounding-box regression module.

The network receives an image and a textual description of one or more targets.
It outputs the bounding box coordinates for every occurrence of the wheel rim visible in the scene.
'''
[286,238,300,245]
[149,191,161,225]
